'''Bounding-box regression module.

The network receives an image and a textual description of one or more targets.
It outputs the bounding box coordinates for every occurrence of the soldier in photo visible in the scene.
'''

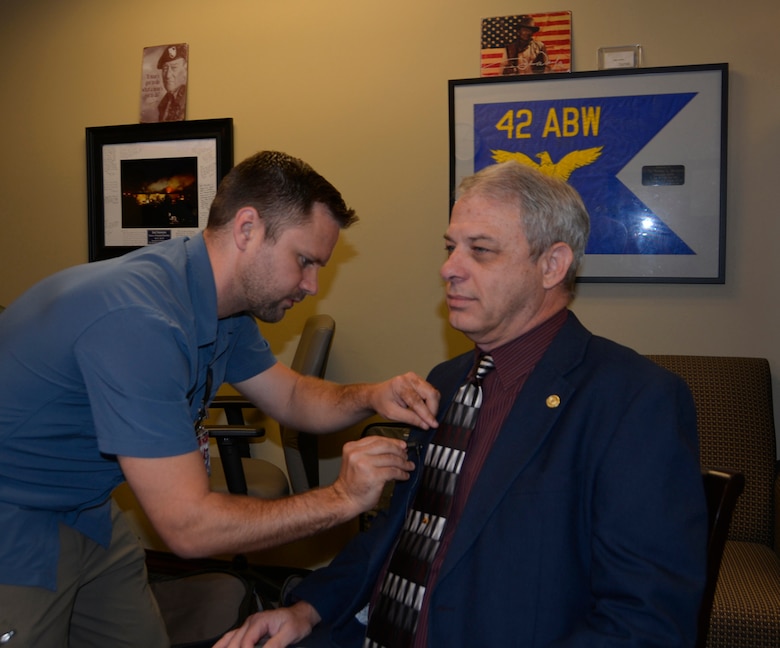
[157,43,188,121]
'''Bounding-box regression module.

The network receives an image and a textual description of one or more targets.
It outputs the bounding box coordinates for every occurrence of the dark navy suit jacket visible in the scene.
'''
[292,312,707,647]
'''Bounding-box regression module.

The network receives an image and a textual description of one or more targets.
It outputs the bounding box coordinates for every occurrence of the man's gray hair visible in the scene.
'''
[456,161,590,293]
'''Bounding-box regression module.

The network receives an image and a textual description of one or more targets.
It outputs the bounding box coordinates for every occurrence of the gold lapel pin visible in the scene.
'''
[546,394,561,408]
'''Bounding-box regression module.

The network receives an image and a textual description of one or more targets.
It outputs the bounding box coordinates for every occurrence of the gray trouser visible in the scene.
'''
[0,501,169,647]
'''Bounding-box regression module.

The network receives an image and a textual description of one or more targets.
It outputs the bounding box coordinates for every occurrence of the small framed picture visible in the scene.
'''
[598,45,643,70]
[481,12,572,77]
[140,43,190,123]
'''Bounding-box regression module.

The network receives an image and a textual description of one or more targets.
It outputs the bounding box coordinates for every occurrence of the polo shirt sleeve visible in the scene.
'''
[73,306,202,459]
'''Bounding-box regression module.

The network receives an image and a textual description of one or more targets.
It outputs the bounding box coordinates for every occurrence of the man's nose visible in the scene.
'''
[300,268,318,295]
[441,250,462,281]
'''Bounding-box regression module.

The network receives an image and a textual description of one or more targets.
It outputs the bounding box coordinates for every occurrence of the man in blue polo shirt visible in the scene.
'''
[0,151,439,646]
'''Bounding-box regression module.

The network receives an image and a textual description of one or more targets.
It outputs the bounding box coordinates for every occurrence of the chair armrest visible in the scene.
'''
[206,426,265,496]
[210,395,258,425]
[207,396,265,495]
[207,425,265,439]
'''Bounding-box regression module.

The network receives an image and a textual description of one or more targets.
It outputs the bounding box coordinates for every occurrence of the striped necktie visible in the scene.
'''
[364,354,495,648]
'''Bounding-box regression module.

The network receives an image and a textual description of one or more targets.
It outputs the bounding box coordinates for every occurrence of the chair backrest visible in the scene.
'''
[647,355,776,546]
[697,468,745,648]
[282,314,336,493]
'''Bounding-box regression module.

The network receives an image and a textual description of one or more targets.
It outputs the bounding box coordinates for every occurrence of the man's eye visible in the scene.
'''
[444,245,455,256]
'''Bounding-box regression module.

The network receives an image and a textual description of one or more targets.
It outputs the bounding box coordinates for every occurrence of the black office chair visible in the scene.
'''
[150,568,259,648]
[206,313,336,497]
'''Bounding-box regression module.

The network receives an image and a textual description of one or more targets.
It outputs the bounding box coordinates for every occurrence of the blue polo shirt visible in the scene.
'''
[0,233,275,589]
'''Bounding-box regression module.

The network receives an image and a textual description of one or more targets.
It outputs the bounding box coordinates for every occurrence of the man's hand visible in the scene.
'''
[370,372,440,430]
[214,602,320,648]
[331,434,415,515]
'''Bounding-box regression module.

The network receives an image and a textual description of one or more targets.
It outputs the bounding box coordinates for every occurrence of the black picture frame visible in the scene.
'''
[449,64,728,283]
[86,118,233,262]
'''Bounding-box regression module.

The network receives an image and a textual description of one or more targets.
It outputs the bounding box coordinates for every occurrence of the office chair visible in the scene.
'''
[207,313,336,497]
[647,355,780,647]
[698,468,745,648]
[280,313,336,493]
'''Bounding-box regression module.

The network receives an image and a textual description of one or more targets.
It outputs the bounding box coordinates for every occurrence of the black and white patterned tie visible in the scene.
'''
[364,354,495,648]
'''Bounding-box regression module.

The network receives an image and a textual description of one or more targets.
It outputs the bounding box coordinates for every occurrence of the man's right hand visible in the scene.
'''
[213,602,321,648]
[331,435,415,515]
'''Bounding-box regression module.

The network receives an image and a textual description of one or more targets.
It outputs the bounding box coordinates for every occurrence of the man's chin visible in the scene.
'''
[448,312,473,335]
[249,306,286,323]
[248,296,303,323]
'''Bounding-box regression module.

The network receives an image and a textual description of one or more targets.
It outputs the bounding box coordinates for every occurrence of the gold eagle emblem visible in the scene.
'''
[490,147,604,181]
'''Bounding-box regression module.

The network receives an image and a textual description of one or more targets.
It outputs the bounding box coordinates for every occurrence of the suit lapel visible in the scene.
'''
[438,314,591,580]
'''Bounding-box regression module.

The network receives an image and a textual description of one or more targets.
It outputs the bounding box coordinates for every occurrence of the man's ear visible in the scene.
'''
[540,242,574,289]
[232,207,263,251]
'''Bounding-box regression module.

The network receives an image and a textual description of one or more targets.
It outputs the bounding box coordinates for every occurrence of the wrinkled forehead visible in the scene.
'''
[447,193,524,240]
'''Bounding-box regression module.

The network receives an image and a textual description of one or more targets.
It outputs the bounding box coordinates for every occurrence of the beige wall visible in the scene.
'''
[1,0,778,460]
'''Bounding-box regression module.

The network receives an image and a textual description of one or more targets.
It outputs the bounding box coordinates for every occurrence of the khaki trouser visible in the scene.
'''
[0,501,169,647]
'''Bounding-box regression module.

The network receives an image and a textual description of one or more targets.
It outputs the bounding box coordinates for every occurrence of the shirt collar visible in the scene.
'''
[184,232,219,347]
[480,308,569,390]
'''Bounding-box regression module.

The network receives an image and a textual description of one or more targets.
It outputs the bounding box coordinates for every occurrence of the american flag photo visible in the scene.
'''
[481,11,572,77]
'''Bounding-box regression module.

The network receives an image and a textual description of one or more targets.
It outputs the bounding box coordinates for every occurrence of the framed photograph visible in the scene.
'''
[481,11,572,77]
[449,64,728,283]
[598,45,643,70]
[140,43,189,123]
[86,118,233,262]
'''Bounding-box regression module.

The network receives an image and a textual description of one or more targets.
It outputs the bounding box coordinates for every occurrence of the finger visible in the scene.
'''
[409,375,441,408]
[405,397,439,429]
[393,395,439,430]
[344,438,414,475]
[397,374,440,429]
[349,435,408,454]
[226,615,270,648]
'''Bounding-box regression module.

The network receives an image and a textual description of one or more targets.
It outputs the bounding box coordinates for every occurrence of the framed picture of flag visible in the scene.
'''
[480,12,572,77]
[449,64,728,283]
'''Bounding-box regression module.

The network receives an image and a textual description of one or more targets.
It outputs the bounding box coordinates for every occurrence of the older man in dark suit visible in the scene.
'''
[217,161,707,648]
